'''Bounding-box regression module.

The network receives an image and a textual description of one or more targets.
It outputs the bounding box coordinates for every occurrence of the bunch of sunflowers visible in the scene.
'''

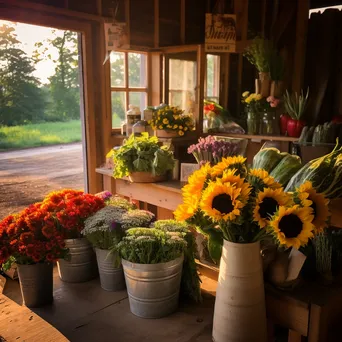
[174,156,330,261]
[149,105,195,136]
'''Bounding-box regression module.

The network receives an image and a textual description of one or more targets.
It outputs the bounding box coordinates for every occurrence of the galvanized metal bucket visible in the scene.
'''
[17,262,53,308]
[122,255,184,319]
[95,248,125,291]
[57,238,98,283]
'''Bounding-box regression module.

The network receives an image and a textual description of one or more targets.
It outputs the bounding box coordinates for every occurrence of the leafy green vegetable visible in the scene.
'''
[113,133,175,178]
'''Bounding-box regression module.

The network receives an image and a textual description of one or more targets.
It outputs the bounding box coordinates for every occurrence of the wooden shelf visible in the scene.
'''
[216,133,299,142]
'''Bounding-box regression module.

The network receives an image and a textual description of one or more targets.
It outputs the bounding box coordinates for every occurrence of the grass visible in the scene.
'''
[0,120,82,151]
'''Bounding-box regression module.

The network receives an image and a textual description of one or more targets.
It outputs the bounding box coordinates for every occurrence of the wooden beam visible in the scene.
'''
[180,0,185,44]
[154,0,159,48]
[292,0,309,92]
[221,53,230,109]
[1,0,107,23]
[197,44,205,134]
[125,0,131,47]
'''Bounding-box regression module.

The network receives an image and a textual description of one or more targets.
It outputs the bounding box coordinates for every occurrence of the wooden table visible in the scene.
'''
[0,294,68,342]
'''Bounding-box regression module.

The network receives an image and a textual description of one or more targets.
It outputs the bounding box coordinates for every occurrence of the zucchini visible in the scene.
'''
[252,147,285,173]
[270,154,302,186]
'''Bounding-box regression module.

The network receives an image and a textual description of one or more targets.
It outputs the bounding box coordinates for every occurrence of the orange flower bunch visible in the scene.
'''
[0,203,68,266]
[42,189,105,239]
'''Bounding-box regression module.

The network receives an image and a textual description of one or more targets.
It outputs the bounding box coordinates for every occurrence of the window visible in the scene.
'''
[205,54,220,103]
[110,51,148,129]
[168,58,197,114]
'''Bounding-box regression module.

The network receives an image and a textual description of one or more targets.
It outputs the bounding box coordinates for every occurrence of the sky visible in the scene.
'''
[1,20,69,84]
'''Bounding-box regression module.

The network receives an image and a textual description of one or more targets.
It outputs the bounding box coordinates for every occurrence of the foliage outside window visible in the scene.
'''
[205,54,220,103]
[110,51,147,129]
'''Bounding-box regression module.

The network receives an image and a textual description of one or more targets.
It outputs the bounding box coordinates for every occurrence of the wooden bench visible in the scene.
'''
[0,294,68,342]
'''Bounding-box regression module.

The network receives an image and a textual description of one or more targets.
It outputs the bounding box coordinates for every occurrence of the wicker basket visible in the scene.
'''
[155,130,179,138]
[129,172,167,183]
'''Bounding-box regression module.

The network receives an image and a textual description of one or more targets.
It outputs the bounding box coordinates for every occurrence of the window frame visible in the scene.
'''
[110,50,149,131]
[205,53,221,104]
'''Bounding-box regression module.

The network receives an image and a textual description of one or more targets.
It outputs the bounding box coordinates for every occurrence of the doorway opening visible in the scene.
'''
[0,20,87,219]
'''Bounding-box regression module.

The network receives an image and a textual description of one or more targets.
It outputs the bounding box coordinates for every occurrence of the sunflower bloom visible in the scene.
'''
[220,169,251,202]
[269,205,314,249]
[200,181,245,222]
[296,181,330,233]
[249,168,281,190]
[253,188,292,228]
[211,156,247,178]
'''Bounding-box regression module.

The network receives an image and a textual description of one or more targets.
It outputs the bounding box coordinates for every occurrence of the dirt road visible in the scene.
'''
[0,143,84,220]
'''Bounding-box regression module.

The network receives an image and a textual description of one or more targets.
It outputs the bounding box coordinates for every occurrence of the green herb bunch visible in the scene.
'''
[116,228,187,264]
[113,133,175,178]
[153,220,202,302]
[283,89,309,120]
[244,37,284,80]
[120,209,155,230]
[81,206,126,249]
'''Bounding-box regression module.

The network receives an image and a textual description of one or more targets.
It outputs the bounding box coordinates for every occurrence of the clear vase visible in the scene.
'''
[247,111,260,135]
[259,111,275,136]
[203,116,222,133]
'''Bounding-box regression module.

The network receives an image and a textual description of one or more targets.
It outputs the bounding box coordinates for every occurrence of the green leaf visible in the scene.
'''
[207,230,223,264]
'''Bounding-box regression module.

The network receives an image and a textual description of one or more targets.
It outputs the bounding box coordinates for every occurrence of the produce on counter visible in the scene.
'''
[299,122,342,146]
[270,154,302,186]
[252,147,287,173]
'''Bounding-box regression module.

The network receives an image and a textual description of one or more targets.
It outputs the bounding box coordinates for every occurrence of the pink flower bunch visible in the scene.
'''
[267,96,280,108]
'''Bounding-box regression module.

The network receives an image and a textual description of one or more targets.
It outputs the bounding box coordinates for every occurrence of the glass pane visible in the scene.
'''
[129,92,147,111]
[110,52,125,87]
[111,92,126,128]
[128,53,147,88]
[169,58,196,113]
[206,55,220,101]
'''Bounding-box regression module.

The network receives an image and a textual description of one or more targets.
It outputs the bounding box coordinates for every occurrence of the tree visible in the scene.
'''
[34,31,80,121]
[0,24,46,126]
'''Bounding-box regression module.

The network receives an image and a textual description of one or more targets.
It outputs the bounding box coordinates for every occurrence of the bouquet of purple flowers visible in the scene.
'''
[187,135,242,165]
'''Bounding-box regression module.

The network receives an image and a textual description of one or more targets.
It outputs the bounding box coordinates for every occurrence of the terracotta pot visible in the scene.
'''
[280,114,290,135]
[287,119,305,138]
[155,130,179,138]
[258,72,271,97]
[270,81,284,98]
[129,171,167,183]
[212,240,267,342]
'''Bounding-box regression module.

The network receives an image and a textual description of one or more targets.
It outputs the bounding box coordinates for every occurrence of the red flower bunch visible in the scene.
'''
[42,189,105,239]
[0,203,68,267]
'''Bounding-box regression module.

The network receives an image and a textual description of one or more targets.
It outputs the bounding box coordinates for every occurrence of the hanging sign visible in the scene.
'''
[205,14,236,53]
[104,22,129,51]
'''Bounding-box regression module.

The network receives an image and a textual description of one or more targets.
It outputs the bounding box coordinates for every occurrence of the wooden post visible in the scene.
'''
[154,0,159,48]
[197,44,205,134]
[292,0,309,92]
[180,0,185,44]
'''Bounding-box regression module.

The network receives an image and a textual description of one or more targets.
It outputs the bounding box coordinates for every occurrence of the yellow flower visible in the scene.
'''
[296,181,330,233]
[220,169,251,202]
[173,124,178,129]
[249,169,282,190]
[245,96,253,104]
[179,125,183,130]
[158,125,163,130]
[167,125,172,129]
[200,181,245,222]
[211,156,247,178]
[174,201,197,221]
[253,188,292,228]
[179,130,184,136]
[184,127,188,131]
[242,91,250,98]
[163,118,169,125]
[255,94,262,101]
[269,205,315,249]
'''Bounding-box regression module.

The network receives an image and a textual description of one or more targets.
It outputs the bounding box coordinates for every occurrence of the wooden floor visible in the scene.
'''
[2,268,216,342]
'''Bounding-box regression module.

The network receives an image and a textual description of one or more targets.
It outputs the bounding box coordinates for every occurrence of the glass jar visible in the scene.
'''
[203,116,222,133]
[247,111,260,135]
[259,111,274,136]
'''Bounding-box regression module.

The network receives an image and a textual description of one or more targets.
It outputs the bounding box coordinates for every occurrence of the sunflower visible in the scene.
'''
[253,188,292,228]
[296,181,330,232]
[220,169,251,202]
[249,169,281,190]
[211,156,247,178]
[200,181,244,222]
[174,201,197,221]
[269,205,314,249]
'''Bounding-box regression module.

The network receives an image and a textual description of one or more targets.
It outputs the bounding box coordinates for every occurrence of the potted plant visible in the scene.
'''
[283,89,309,137]
[244,37,284,97]
[116,227,187,318]
[241,92,264,135]
[0,204,68,307]
[174,155,327,341]
[42,189,105,283]
[153,220,202,303]
[113,133,175,183]
[150,105,195,138]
